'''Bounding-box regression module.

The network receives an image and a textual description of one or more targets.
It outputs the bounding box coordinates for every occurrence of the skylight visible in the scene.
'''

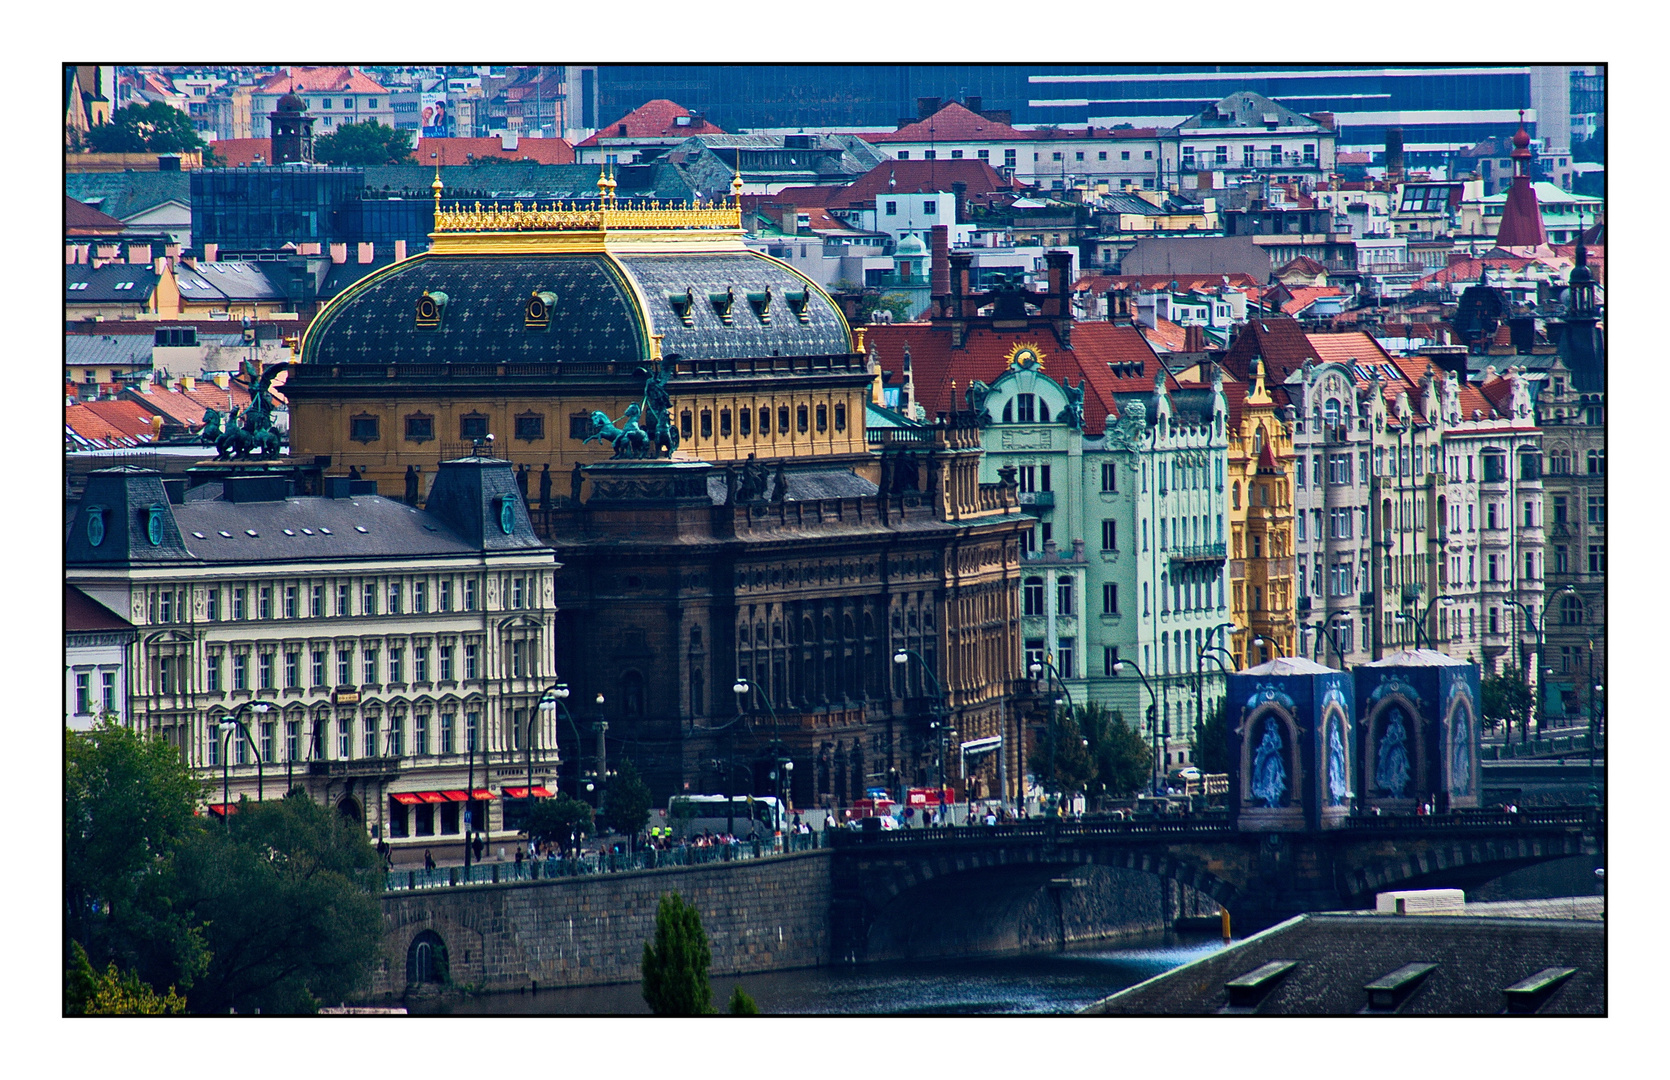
[355,526,369,533]
[245,529,258,536]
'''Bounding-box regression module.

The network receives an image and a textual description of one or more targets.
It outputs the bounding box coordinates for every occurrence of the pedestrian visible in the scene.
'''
[515,846,524,865]
[424,849,435,871]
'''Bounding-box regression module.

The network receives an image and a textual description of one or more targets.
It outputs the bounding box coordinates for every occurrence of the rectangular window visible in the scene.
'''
[363,582,377,615]
[1023,578,1045,616]
[739,408,752,436]
[464,579,477,611]
[206,589,219,622]
[1101,519,1118,550]
[312,649,326,687]
[414,714,430,756]
[1553,496,1567,524]
[1102,582,1119,614]
[364,715,379,758]
[1587,495,1605,525]
[1524,501,1536,528]
[441,711,455,755]
[259,587,272,619]
[1555,546,1569,573]
[1056,642,1074,679]
[778,405,790,434]
[440,643,454,681]
[885,200,897,216]
[1103,646,1121,676]
[387,581,402,615]
[1040,465,1052,492]
[1588,545,1605,574]
[260,722,274,763]
[206,653,222,692]
[338,648,352,684]
[388,714,404,757]
[413,580,427,614]
[233,652,248,691]
[719,409,732,438]
[339,716,352,759]
[286,721,300,762]
[285,652,300,689]
[922,200,937,214]
[512,577,525,609]
[390,648,404,684]
[439,580,452,612]
[797,404,809,433]
[363,648,379,685]
[259,652,274,690]
[415,645,429,683]
[75,672,91,714]
[337,583,350,616]
[515,414,544,441]
[512,639,527,678]
[1100,462,1118,492]
[466,711,480,753]
[464,642,479,681]
[310,584,324,617]
[1057,577,1074,616]
[1525,551,1537,580]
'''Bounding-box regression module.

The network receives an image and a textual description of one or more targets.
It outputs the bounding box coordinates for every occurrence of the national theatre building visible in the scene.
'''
[285,172,1031,813]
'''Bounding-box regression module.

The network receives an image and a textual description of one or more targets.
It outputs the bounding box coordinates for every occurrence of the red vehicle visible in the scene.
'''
[905,787,954,808]
[848,797,897,818]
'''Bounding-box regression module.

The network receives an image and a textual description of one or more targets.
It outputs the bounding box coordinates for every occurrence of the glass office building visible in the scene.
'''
[191,166,437,253]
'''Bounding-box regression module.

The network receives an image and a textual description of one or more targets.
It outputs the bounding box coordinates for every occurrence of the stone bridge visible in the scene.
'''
[826,809,1603,963]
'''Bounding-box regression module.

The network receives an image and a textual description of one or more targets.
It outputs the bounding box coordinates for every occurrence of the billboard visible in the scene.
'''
[420,93,452,138]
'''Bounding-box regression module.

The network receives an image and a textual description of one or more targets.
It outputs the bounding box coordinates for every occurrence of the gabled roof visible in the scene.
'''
[1223,317,1321,382]
[575,99,725,147]
[1173,90,1327,134]
[418,136,574,166]
[864,320,1172,435]
[1279,286,1346,317]
[65,583,133,633]
[66,334,153,369]
[66,196,126,235]
[1278,255,1328,277]
[65,400,159,446]
[64,171,191,222]
[206,138,272,166]
[826,159,1018,210]
[1074,272,1259,295]
[175,261,285,302]
[867,101,1032,144]
[256,66,388,96]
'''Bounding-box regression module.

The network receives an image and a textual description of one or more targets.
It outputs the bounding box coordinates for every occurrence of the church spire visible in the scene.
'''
[1494,109,1546,249]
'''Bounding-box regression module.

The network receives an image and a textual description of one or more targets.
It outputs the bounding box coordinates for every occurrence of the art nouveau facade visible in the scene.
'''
[65,459,560,862]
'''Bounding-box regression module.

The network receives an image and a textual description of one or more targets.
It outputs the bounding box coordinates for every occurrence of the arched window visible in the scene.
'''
[406,929,449,985]
[1560,594,1584,626]
[1323,398,1341,427]
[1587,449,1605,475]
[1232,482,1241,509]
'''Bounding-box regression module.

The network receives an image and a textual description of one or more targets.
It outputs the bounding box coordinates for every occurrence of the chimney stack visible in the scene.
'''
[330,242,348,264]
[917,97,941,120]
[1044,249,1074,317]
[394,239,408,261]
[127,243,152,265]
[1385,126,1405,184]
[951,180,967,222]
[357,242,374,265]
[1184,324,1206,352]
[203,243,218,263]
[65,244,78,266]
[965,95,982,116]
[930,224,952,311]
[949,252,974,318]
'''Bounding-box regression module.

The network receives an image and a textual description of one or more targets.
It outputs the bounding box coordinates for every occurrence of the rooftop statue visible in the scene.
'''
[202,359,285,460]
[581,359,679,460]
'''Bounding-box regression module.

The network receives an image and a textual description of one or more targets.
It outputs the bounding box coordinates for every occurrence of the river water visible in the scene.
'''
[417,931,1229,1016]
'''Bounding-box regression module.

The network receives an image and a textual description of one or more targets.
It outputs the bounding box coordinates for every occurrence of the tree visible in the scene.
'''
[727,985,759,1015]
[65,721,208,1001]
[601,759,653,846]
[1083,704,1154,801]
[87,102,207,155]
[313,121,414,167]
[522,793,593,850]
[641,893,714,1015]
[1191,697,1232,777]
[1481,671,1533,738]
[65,941,187,1016]
[1027,706,1095,803]
[172,791,383,1014]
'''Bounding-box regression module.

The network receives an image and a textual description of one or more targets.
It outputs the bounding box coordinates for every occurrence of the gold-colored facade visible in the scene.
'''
[1226,360,1298,666]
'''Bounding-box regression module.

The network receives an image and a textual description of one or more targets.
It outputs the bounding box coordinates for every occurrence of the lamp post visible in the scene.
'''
[216,701,272,818]
[1195,622,1237,739]
[538,682,582,799]
[1513,586,1573,740]
[734,677,785,841]
[1396,595,1455,650]
[1028,658,1074,816]
[1111,658,1160,794]
[1587,679,1603,806]
[1309,611,1354,666]
[592,692,608,805]
[894,648,946,807]
[1251,636,1284,660]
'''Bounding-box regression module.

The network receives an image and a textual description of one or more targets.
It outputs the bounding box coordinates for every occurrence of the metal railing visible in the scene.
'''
[383,830,827,892]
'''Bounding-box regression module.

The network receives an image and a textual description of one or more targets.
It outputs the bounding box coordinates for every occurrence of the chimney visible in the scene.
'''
[1385,126,1405,183]
[357,242,374,264]
[213,372,230,390]
[65,244,77,266]
[154,257,168,276]
[951,180,967,222]
[1448,251,1470,267]
[902,344,916,418]
[949,252,974,317]
[1309,112,1336,131]
[165,243,182,260]
[930,225,952,311]
[127,243,152,265]
[917,97,941,120]
[1184,324,1207,352]
[330,242,348,264]
[182,375,195,391]
[299,242,321,256]
[394,239,408,261]
[1106,288,1133,325]
[965,95,982,116]
[1044,249,1074,317]
[203,243,218,263]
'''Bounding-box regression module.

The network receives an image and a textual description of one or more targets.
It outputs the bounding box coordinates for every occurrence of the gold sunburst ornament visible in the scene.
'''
[1004,341,1046,371]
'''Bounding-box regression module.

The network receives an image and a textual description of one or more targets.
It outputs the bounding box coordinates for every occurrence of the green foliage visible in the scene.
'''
[641,893,714,1015]
[602,759,653,840]
[727,985,759,1015]
[1481,671,1533,735]
[1191,697,1231,776]
[522,793,594,848]
[1028,707,1094,797]
[174,792,383,1014]
[1086,705,1155,801]
[64,721,208,999]
[87,102,206,154]
[65,941,186,1016]
[313,120,414,167]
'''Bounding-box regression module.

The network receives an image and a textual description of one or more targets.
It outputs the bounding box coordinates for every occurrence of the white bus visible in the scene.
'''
[665,794,783,839]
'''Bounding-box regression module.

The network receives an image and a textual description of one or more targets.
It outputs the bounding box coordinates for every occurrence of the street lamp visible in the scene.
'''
[1251,636,1284,661]
[593,692,608,804]
[1397,595,1455,650]
[734,677,786,840]
[1195,622,1237,738]
[1029,658,1075,816]
[539,682,582,799]
[1309,611,1354,666]
[1111,658,1160,794]
[216,701,272,819]
[894,648,947,806]
[1513,586,1574,741]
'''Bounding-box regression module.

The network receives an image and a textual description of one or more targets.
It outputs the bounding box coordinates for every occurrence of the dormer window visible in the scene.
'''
[785,289,810,324]
[525,290,556,330]
[415,290,447,329]
[747,287,771,324]
[667,288,695,327]
[710,287,735,326]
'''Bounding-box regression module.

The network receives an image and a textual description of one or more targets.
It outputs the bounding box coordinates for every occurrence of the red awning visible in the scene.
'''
[470,788,494,800]
[503,787,528,799]
[441,790,470,802]
[419,791,448,803]
[392,792,424,805]
[205,803,236,816]
[530,786,554,798]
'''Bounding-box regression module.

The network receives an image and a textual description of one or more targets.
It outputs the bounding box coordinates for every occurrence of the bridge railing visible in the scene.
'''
[383,831,827,893]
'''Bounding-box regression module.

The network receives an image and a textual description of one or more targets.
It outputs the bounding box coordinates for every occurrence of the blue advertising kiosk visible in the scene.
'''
[1226,657,1356,832]
[1354,649,1482,814]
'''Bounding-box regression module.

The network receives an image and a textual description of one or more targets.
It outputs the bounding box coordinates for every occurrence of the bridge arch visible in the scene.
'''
[1342,830,1593,902]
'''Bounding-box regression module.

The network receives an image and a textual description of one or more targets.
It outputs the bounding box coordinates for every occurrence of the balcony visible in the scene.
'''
[1169,543,1227,568]
[1018,491,1055,508]
[308,755,402,779]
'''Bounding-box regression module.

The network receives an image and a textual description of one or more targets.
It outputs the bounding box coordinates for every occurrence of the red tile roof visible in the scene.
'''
[1140,317,1188,354]
[208,138,272,166]
[1496,174,1546,248]
[65,402,157,446]
[418,137,573,166]
[257,66,388,95]
[574,100,725,147]
[826,159,1018,209]
[1073,272,1260,295]
[1279,286,1346,316]
[66,196,126,235]
[1277,255,1328,278]
[864,320,1172,435]
[1223,317,1322,382]
[867,101,1032,144]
